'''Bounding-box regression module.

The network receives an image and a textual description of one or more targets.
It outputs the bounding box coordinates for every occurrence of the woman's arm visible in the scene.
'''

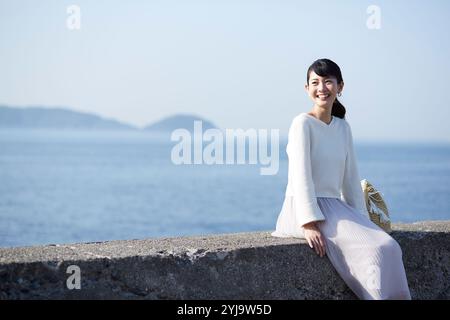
[287,117,327,257]
[341,122,367,215]
[287,117,325,227]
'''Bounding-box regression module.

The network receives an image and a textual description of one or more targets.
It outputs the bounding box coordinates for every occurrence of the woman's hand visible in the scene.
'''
[303,222,327,257]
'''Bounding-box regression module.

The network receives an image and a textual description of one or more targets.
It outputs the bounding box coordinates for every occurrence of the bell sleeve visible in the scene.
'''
[341,122,367,215]
[287,117,325,227]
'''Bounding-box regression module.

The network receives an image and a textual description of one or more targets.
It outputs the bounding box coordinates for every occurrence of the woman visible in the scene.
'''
[272,58,411,300]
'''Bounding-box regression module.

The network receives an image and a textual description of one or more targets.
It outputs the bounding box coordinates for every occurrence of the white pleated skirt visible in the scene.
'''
[316,197,411,300]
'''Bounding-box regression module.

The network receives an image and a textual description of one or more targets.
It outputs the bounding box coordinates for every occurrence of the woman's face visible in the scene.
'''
[305,71,343,107]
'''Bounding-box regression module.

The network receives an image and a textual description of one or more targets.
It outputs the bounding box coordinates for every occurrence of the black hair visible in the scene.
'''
[306,58,346,119]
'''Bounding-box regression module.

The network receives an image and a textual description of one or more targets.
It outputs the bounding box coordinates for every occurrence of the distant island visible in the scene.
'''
[0,106,135,130]
[145,114,218,132]
[0,106,218,132]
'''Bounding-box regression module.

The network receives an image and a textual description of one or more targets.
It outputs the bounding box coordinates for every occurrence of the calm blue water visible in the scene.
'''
[1,129,449,248]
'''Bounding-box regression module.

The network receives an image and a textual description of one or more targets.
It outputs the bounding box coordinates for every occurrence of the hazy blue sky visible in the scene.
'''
[1,0,449,142]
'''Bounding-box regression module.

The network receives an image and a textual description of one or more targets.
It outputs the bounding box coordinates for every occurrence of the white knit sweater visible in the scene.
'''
[272,112,367,238]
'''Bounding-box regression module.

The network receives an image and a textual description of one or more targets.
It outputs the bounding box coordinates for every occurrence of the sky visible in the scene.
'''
[1,0,450,142]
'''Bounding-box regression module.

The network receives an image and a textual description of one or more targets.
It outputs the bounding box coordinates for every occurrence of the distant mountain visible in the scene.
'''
[0,106,136,130]
[144,114,219,132]
[0,106,218,132]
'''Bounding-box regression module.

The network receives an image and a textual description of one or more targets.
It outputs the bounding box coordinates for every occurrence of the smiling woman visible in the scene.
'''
[271,58,412,300]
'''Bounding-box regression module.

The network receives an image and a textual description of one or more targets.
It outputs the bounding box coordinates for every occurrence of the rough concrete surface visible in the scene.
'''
[0,221,449,300]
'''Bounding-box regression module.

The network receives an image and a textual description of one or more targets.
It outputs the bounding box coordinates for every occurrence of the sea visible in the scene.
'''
[1,129,449,247]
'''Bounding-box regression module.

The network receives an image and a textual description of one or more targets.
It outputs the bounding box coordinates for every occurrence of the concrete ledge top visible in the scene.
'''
[1,220,449,265]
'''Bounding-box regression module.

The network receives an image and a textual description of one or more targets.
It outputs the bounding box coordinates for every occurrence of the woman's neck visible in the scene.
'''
[308,106,333,124]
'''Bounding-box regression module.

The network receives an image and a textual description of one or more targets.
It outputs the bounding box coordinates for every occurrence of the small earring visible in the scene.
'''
[338,92,342,97]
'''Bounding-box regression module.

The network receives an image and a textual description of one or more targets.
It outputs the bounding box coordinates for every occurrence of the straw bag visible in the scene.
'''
[360,179,392,233]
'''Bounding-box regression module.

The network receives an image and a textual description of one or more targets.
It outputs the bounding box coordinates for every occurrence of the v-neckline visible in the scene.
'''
[305,113,334,127]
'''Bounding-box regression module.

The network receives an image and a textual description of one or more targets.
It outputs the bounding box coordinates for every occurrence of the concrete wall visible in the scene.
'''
[0,221,449,299]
